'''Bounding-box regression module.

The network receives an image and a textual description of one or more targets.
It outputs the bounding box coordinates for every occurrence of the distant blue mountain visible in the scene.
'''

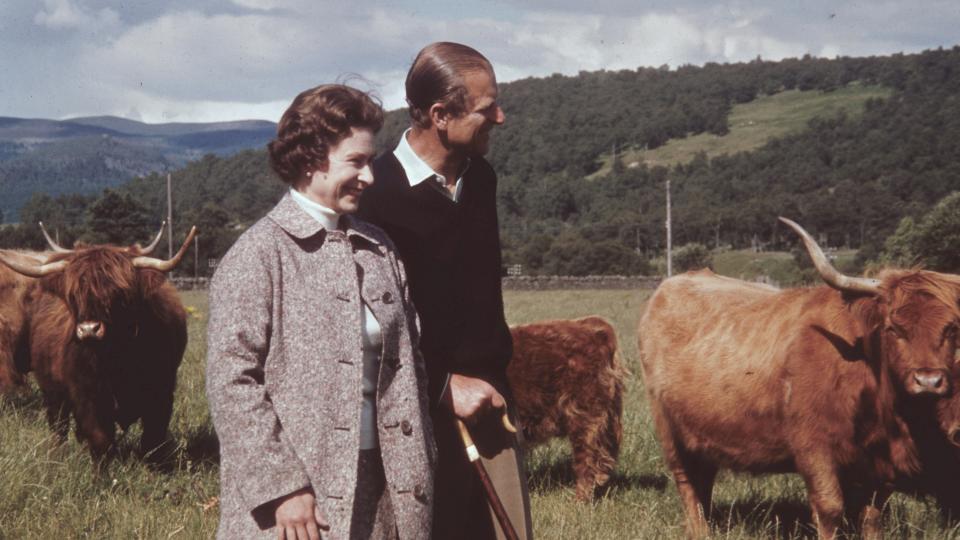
[0,115,276,222]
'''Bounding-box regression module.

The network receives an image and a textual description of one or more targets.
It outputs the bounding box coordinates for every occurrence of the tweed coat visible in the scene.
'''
[206,193,436,539]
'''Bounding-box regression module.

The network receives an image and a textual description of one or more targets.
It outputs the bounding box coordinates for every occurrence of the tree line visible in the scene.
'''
[3,46,960,277]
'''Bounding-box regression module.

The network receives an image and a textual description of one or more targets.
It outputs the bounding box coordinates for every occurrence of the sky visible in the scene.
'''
[2,0,959,124]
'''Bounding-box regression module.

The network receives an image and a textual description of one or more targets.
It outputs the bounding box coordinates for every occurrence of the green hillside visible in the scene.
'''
[591,83,892,176]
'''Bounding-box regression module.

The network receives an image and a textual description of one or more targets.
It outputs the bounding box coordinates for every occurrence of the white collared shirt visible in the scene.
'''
[289,188,340,230]
[290,188,383,450]
[393,128,468,202]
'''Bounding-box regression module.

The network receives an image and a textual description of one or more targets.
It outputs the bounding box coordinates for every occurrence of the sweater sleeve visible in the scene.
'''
[205,230,310,527]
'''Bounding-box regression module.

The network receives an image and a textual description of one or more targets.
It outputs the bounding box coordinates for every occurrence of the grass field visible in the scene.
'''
[1,288,956,539]
[590,83,892,176]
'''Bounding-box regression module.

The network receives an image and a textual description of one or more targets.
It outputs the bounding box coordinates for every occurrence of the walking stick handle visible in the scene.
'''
[501,411,517,434]
[456,411,517,461]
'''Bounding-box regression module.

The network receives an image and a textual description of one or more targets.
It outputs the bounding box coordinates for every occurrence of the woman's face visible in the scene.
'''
[299,127,376,214]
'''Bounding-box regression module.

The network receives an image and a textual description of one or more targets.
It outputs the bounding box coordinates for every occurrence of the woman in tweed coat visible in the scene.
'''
[206,85,435,540]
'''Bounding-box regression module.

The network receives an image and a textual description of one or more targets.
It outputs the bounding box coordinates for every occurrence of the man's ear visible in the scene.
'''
[429,103,448,129]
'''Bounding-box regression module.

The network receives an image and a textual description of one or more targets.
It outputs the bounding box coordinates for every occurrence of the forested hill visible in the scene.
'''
[0,116,275,223]
[5,46,960,277]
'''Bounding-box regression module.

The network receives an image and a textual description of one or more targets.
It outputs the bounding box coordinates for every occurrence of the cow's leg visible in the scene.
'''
[139,376,176,463]
[569,410,621,501]
[845,486,889,540]
[44,393,71,443]
[679,450,718,519]
[70,388,115,466]
[797,458,844,540]
[669,450,718,539]
[649,400,713,537]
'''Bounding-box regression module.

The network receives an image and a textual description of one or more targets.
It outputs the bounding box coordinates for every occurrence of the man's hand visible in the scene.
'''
[274,487,329,540]
[445,373,505,423]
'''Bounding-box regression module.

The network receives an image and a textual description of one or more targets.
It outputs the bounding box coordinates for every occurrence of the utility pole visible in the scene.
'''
[194,234,199,279]
[166,173,173,259]
[665,177,672,277]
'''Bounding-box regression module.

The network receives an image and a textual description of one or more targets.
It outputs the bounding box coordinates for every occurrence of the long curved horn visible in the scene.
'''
[128,221,166,256]
[779,217,881,295]
[132,226,197,272]
[0,249,69,277]
[38,222,72,253]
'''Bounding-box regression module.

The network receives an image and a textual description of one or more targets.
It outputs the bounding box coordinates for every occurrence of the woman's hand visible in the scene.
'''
[274,487,329,540]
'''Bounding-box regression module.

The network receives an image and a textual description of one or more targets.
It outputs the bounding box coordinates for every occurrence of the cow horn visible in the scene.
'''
[132,226,197,272]
[128,221,166,256]
[779,217,881,295]
[0,249,69,277]
[38,221,72,253]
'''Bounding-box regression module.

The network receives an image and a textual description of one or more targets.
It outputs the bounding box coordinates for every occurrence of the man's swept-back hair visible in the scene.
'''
[405,42,492,129]
[268,84,383,184]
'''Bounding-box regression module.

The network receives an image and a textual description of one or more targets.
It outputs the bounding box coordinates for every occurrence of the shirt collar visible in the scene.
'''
[392,129,471,200]
[289,188,339,230]
[268,191,381,248]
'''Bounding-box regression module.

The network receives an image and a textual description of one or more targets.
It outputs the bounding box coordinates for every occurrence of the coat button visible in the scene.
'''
[414,484,426,501]
[381,291,394,304]
[401,420,412,436]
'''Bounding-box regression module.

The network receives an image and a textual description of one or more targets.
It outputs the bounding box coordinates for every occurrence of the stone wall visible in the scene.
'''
[171,275,663,292]
[501,275,662,290]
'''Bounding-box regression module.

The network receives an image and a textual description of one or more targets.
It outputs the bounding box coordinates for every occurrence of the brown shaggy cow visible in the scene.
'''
[0,226,194,463]
[638,218,960,539]
[0,223,164,392]
[508,316,625,501]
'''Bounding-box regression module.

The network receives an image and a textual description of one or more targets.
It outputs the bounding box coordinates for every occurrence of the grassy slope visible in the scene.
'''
[590,84,892,177]
[1,289,955,539]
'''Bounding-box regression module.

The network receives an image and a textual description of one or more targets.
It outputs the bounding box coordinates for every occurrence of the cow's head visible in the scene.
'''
[0,225,195,343]
[780,217,959,397]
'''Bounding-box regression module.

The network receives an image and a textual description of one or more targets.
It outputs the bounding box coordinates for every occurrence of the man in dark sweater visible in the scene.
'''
[357,42,532,539]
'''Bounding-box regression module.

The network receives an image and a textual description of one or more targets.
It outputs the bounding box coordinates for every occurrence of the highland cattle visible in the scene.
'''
[508,316,625,501]
[638,217,960,539]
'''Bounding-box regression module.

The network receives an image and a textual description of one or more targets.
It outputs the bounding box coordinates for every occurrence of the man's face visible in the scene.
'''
[443,68,505,156]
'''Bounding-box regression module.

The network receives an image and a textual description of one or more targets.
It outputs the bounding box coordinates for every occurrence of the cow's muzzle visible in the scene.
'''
[76,321,105,341]
[907,368,950,396]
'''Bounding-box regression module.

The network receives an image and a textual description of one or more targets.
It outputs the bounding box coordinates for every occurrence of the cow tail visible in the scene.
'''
[590,319,626,486]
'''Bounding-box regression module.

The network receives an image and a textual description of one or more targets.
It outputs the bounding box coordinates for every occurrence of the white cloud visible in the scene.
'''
[2,0,960,123]
[227,0,314,10]
[33,0,118,30]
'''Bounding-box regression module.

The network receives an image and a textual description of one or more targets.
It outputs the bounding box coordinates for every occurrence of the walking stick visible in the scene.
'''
[455,412,521,540]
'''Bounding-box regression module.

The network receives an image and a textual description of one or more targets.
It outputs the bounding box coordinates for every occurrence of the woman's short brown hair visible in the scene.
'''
[405,42,492,130]
[268,84,383,184]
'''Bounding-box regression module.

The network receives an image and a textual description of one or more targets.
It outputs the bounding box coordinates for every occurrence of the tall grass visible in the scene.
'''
[1,289,956,539]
